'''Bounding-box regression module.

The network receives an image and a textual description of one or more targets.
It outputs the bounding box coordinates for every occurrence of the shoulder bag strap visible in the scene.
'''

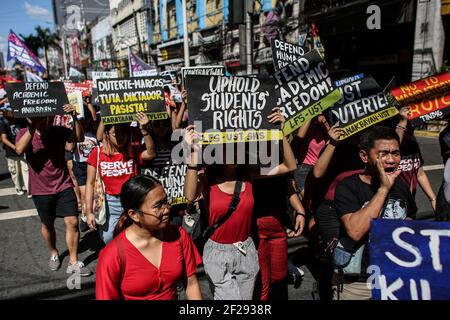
[201,181,243,240]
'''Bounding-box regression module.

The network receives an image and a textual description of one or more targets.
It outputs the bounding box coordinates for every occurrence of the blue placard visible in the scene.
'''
[370,219,450,300]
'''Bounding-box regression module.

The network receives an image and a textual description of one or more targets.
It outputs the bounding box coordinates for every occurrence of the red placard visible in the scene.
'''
[407,93,450,126]
[391,72,450,106]
[63,82,92,97]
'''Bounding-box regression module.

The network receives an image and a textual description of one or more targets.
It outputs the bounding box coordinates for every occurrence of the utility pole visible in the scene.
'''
[61,30,68,78]
[245,0,252,74]
[145,0,154,65]
[133,6,144,59]
[182,0,190,67]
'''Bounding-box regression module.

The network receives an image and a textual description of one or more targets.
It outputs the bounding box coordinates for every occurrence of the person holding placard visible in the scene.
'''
[85,113,156,244]
[292,115,330,197]
[184,108,297,300]
[95,175,202,300]
[14,104,91,275]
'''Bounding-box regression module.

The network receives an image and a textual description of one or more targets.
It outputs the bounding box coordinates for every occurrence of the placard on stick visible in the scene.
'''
[186,75,282,145]
[5,82,69,118]
[326,75,398,140]
[97,77,167,124]
[273,49,342,136]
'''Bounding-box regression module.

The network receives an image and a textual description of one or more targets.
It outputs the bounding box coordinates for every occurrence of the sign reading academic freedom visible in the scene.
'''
[186,75,282,144]
[97,77,167,124]
[391,72,450,126]
[273,49,342,136]
[5,82,69,118]
[327,75,398,140]
[370,219,450,300]
[142,164,187,205]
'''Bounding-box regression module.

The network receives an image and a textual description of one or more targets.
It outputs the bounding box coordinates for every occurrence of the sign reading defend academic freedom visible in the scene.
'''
[271,38,306,70]
[370,219,450,300]
[390,72,450,126]
[186,75,282,144]
[326,75,398,140]
[5,82,69,118]
[97,77,167,124]
[142,164,187,205]
[273,49,342,136]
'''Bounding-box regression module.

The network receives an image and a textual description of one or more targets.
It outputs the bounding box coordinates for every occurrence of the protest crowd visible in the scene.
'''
[1,36,450,301]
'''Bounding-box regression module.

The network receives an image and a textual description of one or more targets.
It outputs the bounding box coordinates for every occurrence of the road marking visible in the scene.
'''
[0,187,17,197]
[423,164,444,171]
[0,209,37,221]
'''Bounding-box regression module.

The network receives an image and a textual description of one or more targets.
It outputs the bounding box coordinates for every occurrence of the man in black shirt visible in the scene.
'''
[333,126,417,300]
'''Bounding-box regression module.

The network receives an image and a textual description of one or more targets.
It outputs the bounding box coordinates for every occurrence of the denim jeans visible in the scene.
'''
[100,194,123,245]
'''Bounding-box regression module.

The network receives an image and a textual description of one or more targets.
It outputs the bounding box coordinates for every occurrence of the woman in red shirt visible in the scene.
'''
[96,175,202,300]
[184,109,297,300]
[85,112,156,244]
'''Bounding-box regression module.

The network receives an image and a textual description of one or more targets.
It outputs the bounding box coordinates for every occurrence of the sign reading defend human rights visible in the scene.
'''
[326,75,398,140]
[271,38,306,70]
[370,219,450,300]
[273,49,342,136]
[186,75,282,144]
[5,82,69,118]
[390,72,450,126]
[97,77,167,124]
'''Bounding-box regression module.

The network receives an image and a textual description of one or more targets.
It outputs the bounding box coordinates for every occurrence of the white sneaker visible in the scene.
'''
[15,189,24,196]
[66,261,92,277]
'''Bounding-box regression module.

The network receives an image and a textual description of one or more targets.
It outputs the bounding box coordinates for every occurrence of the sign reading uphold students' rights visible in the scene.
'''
[390,72,450,126]
[370,219,450,300]
[273,49,342,136]
[186,75,282,144]
[5,82,69,118]
[271,38,306,70]
[97,77,167,124]
[142,164,187,205]
[326,75,398,140]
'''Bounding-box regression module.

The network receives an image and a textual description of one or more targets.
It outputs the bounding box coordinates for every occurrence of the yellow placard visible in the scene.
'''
[103,112,168,124]
[339,107,399,140]
[200,129,283,145]
[282,89,342,136]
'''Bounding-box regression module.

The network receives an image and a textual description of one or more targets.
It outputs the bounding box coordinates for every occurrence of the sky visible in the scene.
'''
[0,0,54,66]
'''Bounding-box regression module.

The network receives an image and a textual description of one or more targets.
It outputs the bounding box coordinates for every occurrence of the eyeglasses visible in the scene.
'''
[135,201,172,220]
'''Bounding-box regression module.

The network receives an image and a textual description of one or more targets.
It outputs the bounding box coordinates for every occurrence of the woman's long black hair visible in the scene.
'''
[113,175,162,238]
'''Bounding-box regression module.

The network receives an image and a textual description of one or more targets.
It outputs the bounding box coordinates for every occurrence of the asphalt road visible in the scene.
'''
[0,136,444,300]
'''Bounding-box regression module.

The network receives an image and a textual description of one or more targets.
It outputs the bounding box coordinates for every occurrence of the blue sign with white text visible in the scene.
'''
[370,219,450,300]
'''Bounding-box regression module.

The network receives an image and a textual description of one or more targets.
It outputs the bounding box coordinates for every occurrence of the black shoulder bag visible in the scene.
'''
[200,181,243,243]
